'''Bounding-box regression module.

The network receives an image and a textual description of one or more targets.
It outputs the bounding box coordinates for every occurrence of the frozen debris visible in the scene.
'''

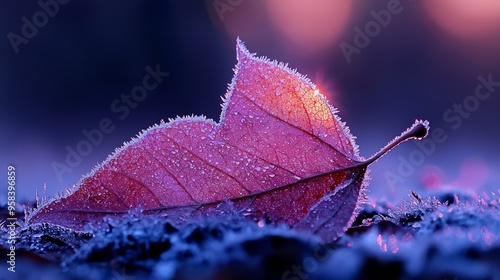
[64,212,320,279]
[384,190,500,241]
[0,222,93,262]
[387,191,444,230]
[3,188,500,280]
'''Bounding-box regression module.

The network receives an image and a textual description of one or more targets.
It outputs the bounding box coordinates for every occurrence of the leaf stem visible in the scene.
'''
[364,120,429,165]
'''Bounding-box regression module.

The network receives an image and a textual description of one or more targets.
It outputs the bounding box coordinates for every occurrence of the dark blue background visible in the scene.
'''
[1,1,499,201]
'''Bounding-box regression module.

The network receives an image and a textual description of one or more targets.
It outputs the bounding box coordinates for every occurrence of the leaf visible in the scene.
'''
[25,39,429,242]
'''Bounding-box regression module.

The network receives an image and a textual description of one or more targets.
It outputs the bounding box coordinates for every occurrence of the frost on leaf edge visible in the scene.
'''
[221,38,361,161]
[23,116,216,226]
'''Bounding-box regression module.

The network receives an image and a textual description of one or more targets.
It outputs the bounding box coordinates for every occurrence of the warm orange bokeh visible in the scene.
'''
[423,0,500,39]
[205,0,352,58]
[265,0,352,55]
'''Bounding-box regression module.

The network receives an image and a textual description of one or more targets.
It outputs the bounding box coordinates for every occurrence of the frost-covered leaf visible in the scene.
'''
[25,39,429,242]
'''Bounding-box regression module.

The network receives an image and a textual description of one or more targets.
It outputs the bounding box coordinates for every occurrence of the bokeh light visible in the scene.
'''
[264,0,352,56]
[451,158,489,190]
[421,165,445,189]
[423,0,500,39]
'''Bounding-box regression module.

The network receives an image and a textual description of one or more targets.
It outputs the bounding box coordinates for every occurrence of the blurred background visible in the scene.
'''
[1,0,499,202]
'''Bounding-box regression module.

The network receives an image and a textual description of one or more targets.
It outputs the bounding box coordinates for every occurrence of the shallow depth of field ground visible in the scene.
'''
[1,189,500,280]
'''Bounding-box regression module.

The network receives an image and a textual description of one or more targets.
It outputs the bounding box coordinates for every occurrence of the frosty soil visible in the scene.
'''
[2,189,499,279]
[282,242,334,280]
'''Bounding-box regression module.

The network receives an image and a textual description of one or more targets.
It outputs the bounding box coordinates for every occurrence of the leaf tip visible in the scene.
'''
[236,37,251,62]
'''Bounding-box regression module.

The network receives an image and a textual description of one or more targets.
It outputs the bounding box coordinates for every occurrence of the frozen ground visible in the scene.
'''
[1,189,500,280]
